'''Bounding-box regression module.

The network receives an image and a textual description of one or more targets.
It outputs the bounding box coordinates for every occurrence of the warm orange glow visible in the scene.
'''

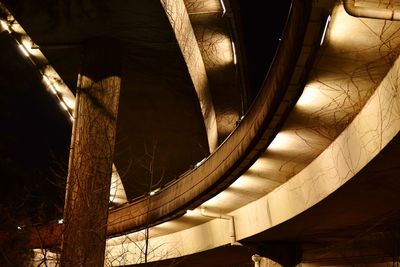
[62,95,75,110]
[59,101,68,111]
[295,83,327,108]
[42,76,57,94]
[0,20,10,33]
[202,32,234,67]
[267,131,298,151]
[328,6,356,46]
[327,5,383,49]
[185,209,199,216]
[21,38,42,58]
[230,173,281,192]
[202,190,232,208]
[18,44,30,57]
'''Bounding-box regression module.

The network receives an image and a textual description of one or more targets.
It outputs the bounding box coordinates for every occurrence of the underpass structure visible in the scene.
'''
[1,0,400,266]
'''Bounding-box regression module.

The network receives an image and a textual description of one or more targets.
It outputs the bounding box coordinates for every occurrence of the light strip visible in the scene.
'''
[231,41,237,65]
[219,0,226,16]
[60,101,68,111]
[149,188,161,196]
[195,158,206,167]
[1,3,127,208]
[18,44,30,57]
[320,15,331,46]
[62,95,75,109]
[0,19,10,33]
[42,75,57,94]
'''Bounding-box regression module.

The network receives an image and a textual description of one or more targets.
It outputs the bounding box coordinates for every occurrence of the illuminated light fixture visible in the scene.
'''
[42,75,57,94]
[219,0,226,16]
[149,188,160,196]
[231,41,237,65]
[186,209,196,215]
[58,218,64,224]
[42,75,52,87]
[49,86,57,94]
[21,39,37,56]
[18,44,30,57]
[62,95,75,109]
[0,20,11,33]
[195,158,206,167]
[60,101,68,111]
[320,15,331,46]
[17,226,22,230]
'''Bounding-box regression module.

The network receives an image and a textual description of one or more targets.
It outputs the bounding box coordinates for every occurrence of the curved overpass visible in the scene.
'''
[105,0,400,265]
[1,0,400,265]
[106,0,311,236]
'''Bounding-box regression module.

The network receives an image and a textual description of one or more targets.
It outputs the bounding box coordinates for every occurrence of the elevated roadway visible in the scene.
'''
[105,1,400,265]
[1,0,400,265]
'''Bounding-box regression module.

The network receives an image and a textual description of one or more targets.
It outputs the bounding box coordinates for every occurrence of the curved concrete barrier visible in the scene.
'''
[106,0,313,236]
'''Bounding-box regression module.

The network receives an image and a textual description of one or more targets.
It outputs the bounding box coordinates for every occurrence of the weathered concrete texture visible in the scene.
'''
[190,11,244,143]
[62,74,121,266]
[3,0,214,201]
[161,0,219,152]
[61,39,122,266]
[106,0,311,237]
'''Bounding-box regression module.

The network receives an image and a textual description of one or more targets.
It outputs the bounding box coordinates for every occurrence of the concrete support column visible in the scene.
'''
[61,38,122,266]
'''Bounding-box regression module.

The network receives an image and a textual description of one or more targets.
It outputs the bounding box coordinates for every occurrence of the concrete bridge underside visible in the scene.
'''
[1,0,400,266]
[104,1,400,265]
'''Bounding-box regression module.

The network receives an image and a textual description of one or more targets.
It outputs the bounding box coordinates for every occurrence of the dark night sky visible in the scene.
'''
[0,33,71,223]
[236,0,292,100]
[0,0,292,225]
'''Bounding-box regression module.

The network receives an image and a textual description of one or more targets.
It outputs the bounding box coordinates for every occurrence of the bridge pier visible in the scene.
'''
[60,38,122,267]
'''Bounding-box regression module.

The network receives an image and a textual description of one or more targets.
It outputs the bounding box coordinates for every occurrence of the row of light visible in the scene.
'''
[2,8,127,206]
[1,15,72,232]
[8,0,239,240]
[0,18,75,122]
[110,7,336,257]
[181,12,333,220]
